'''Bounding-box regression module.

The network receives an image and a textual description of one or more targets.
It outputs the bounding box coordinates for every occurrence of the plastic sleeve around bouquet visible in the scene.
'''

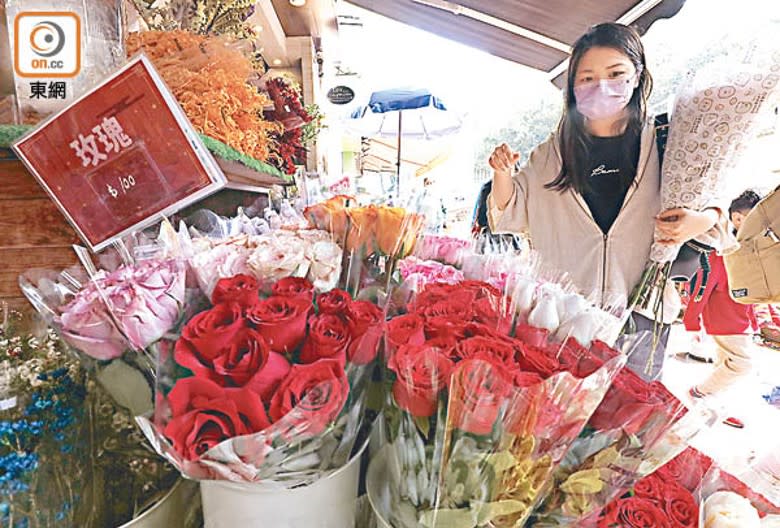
[465,250,629,348]
[156,203,344,298]
[650,46,780,264]
[17,243,188,415]
[377,275,632,528]
[697,452,780,528]
[529,349,717,527]
[136,274,383,485]
[303,195,426,262]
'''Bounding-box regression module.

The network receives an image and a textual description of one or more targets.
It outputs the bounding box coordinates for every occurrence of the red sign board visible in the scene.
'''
[13,55,225,251]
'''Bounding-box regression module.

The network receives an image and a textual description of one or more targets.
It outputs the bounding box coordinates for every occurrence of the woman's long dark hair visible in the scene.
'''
[546,23,653,194]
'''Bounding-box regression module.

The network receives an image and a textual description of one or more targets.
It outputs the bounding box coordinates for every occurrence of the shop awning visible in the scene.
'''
[345,0,686,84]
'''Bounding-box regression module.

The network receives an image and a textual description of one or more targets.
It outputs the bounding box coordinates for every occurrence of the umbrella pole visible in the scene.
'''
[396,111,402,196]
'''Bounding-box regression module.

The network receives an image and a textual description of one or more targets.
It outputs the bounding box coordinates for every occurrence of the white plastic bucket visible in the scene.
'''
[118,479,193,528]
[366,446,393,528]
[200,447,366,528]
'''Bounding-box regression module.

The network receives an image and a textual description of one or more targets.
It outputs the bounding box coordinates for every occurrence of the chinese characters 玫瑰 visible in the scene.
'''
[69,116,133,167]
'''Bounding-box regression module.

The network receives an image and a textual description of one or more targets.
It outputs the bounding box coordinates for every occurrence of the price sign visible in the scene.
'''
[13,55,225,251]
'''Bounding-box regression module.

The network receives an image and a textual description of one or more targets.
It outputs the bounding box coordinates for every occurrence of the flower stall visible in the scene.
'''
[1,0,779,526]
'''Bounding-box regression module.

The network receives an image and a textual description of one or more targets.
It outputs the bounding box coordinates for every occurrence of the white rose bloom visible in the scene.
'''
[528,294,560,332]
[248,235,308,282]
[307,240,342,292]
[704,491,761,528]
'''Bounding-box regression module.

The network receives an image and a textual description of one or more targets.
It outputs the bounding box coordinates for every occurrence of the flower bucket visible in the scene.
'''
[200,446,366,528]
[118,479,193,528]
[366,446,394,528]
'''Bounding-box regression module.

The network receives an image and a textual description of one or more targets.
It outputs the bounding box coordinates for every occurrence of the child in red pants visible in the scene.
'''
[683,191,764,429]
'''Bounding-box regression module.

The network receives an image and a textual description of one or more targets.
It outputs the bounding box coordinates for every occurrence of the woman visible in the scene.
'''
[488,23,728,380]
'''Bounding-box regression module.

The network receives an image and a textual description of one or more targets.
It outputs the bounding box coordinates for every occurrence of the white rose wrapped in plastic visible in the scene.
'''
[703,491,761,528]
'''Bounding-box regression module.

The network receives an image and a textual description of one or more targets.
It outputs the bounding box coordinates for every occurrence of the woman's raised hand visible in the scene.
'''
[489,143,520,177]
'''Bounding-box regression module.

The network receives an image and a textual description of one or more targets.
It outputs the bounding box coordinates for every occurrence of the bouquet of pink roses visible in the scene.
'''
[19,251,187,415]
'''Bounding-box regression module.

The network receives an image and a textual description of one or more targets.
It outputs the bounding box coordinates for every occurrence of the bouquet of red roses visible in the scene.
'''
[371,278,634,528]
[587,447,709,528]
[137,273,383,483]
[529,366,715,526]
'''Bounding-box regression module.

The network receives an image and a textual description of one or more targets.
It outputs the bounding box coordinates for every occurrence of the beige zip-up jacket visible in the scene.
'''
[488,119,731,323]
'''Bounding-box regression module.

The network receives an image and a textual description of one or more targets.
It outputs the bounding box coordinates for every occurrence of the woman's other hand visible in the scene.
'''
[489,144,520,210]
[655,208,719,245]
[489,144,519,176]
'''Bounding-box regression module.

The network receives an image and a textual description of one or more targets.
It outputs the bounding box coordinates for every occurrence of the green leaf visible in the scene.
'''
[96,359,153,415]
[196,133,291,181]
[475,500,528,525]
[485,451,518,475]
[414,415,431,438]
[419,508,477,528]
[559,469,605,495]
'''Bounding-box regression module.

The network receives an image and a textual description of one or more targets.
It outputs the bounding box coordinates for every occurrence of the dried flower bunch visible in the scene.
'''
[130,0,256,40]
[127,30,282,162]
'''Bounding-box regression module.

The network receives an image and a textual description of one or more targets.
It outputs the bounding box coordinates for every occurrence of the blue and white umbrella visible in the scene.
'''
[347,88,462,190]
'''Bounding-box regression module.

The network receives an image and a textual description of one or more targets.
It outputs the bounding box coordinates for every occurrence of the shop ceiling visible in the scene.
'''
[344,0,686,85]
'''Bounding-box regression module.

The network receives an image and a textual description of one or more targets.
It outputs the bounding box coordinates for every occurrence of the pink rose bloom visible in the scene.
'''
[106,259,186,349]
[399,257,464,291]
[415,235,471,267]
[58,259,186,360]
[59,285,127,360]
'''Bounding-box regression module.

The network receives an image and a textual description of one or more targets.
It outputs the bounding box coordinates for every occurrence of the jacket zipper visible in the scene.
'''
[569,121,655,304]
[601,233,608,304]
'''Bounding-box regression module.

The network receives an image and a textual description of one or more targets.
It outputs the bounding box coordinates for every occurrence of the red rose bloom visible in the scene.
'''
[664,483,698,528]
[212,274,260,308]
[272,277,315,301]
[557,338,607,378]
[449,358,511,436]
[176,326,290,401]
[656,448,713,492]
[425,335,458,357]
[346,300,384,365]
[164,377,270,461]
[515,342,562,378]
[471,296,512,335]
[598,497,671,528]
[588,368,674,436]
[389,344,453,418]
[269,359,349,436]
[514,323,551,348]
[633,474,666,505]
[212,328,290,400]
[386,314,426,353]
[175,303,246,365]
[411,283,459,312]
[317,288,352,315]
[420,297,473,339]
[247,295,312,353]
[300,313,351,366]
[451,336,517,367]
